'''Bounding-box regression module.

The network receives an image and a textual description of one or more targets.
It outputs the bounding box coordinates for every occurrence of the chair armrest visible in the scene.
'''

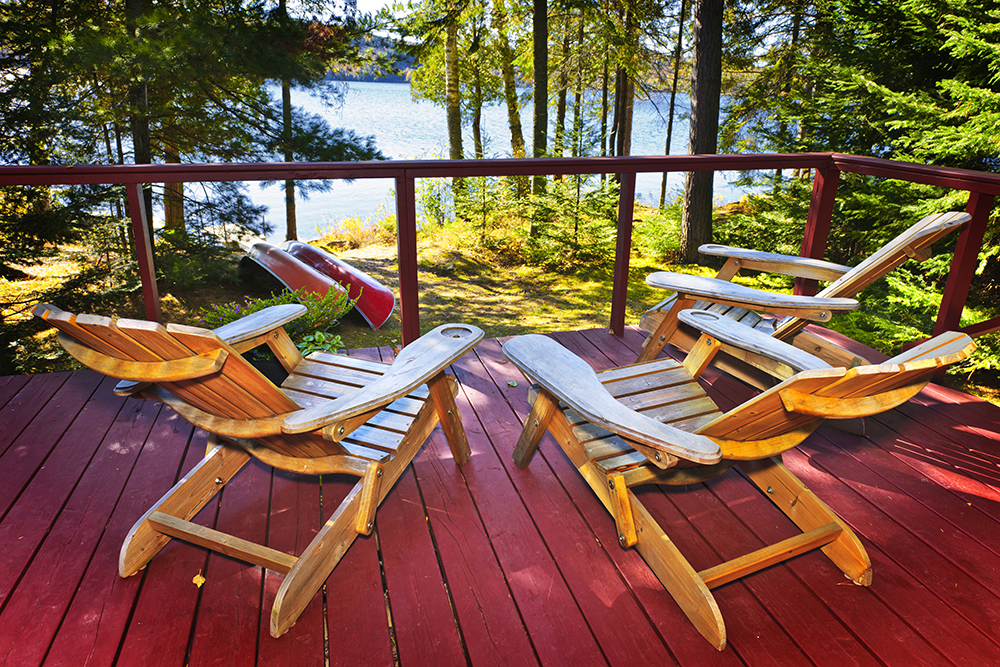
[212,304,308,346]
[677,310,831,373]
[282,323,484,434]
[502,334,721,465]
[645,272,859,322]
[699,244,852,282]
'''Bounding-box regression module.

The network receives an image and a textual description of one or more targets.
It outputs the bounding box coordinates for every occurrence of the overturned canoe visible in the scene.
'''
[281,240,396,330]
[245,241,349,301]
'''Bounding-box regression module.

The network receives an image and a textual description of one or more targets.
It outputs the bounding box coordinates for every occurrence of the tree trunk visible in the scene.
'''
[531,0,547,197]
[472,73,483,160]
[126,0,154,245]
[445,19,464,194]
[572,18,584,157]
[164,141,184,232]
[660,0,688,209]
[613,67,634,157]
[600,58,609,187]
[282,77,297,241]
[554,27,570,160]
[680,0,723,264]
[494,0,528,196]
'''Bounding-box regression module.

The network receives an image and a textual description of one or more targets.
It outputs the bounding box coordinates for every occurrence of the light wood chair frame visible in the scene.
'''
[35,303,483,638]
[504,328,975,650]
[637,211,971,383]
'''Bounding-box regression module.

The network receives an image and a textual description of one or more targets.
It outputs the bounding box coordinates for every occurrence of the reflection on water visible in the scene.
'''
[255,81,750,243]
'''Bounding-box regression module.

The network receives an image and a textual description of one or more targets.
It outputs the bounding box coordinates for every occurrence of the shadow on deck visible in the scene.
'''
[2,326,1000,666]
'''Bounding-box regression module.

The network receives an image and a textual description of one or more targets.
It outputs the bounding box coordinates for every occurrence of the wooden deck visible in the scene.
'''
[2,326,1000,666]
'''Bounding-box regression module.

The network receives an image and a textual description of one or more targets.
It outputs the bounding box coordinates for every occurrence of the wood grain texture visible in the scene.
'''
[282,323,483,433]
[699,244,853,281]
[645,272,859,321]
[504,334,721,464]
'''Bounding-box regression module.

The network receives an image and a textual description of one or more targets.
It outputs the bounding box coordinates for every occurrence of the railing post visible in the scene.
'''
[395,174,420,346]
[933,191,995,336]
[126,183,161,322]
[610,172,636,336]
[795,165,840,296]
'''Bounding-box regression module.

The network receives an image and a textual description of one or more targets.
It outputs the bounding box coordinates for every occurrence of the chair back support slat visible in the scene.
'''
[770,212,969,340]
[816,212,969,300]
[38,305,342,458]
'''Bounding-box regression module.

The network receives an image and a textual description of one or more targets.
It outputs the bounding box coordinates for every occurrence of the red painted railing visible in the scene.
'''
[2,153,997,344]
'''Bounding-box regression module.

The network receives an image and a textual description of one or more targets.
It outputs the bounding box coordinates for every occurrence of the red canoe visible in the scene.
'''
[281,240,396,330]
[245,241,349,299]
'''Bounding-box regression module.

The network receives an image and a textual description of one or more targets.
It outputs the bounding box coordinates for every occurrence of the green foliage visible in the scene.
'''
[633,201,683,261]
[199,287,354,343]
[297,331,345,356]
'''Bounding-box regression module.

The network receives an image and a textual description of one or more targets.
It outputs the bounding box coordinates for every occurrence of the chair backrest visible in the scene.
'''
[772,211,969,339]
[34,304,333,458]
[816,211,969,299]
[697,331,975,455]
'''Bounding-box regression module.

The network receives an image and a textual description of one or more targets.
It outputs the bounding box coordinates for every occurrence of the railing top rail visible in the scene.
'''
[0,153,834,186]
[4,152,998,194]
[832,154,1000,195]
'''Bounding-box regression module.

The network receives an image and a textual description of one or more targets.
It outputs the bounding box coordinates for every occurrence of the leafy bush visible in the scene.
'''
[199,287,354,341]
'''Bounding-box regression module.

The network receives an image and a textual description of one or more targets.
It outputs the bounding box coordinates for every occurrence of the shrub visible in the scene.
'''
[199,287,354,342]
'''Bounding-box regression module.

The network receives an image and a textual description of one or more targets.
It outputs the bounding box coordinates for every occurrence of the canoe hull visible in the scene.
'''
[281,240,396,330]
[245,241,349,298]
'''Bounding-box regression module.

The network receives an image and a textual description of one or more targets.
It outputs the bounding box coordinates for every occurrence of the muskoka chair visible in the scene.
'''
[504,319,975,650]
[34,303,483,638]
[636,211,971,381]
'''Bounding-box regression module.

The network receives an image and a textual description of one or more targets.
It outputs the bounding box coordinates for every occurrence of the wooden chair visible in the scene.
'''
[637,211,971,379]
[503,325,975,650]
[34,303,483,638]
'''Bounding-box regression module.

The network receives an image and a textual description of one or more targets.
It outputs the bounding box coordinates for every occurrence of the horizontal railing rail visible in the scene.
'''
[2,152,997,344]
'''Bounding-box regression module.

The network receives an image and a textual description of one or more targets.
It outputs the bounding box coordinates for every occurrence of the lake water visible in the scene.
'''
[254,81,748,243]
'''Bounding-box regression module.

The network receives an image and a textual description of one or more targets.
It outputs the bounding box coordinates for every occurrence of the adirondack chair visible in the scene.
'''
[503,324,975,650]
[636,211,971,381]
[33,303,484,638]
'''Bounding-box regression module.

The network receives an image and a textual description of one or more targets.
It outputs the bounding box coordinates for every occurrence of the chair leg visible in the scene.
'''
[631,492,727,651]
[119,442,251,577]
[427,372,471,465]
[636,296,695,363]
[538,406,727,649]
[739,456,872,586]
[271,394,443,637]
[512,389,559,468]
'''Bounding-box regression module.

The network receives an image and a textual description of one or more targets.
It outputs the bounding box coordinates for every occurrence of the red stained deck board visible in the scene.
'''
[462,341,679,666]
[791,436,1000,633]
[41,404,197,667]
[0,375,125,608]
[362,346,544,667]
[477,337,739,666]
[660,476,880,665]
[357,341,467,664]
[113,428,215,667]
[259,469,326,666]
[2,325,1000,666]
[0,396,159,667]
[413,428,541,667]
[707,467,1000,666]
[0,372,70,456]
[0,371,103,516]
[186,458,272,667]
[827,415,1000,562]
[446,347,611,666]
[0,374,31,409]
[377,465,469,665]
